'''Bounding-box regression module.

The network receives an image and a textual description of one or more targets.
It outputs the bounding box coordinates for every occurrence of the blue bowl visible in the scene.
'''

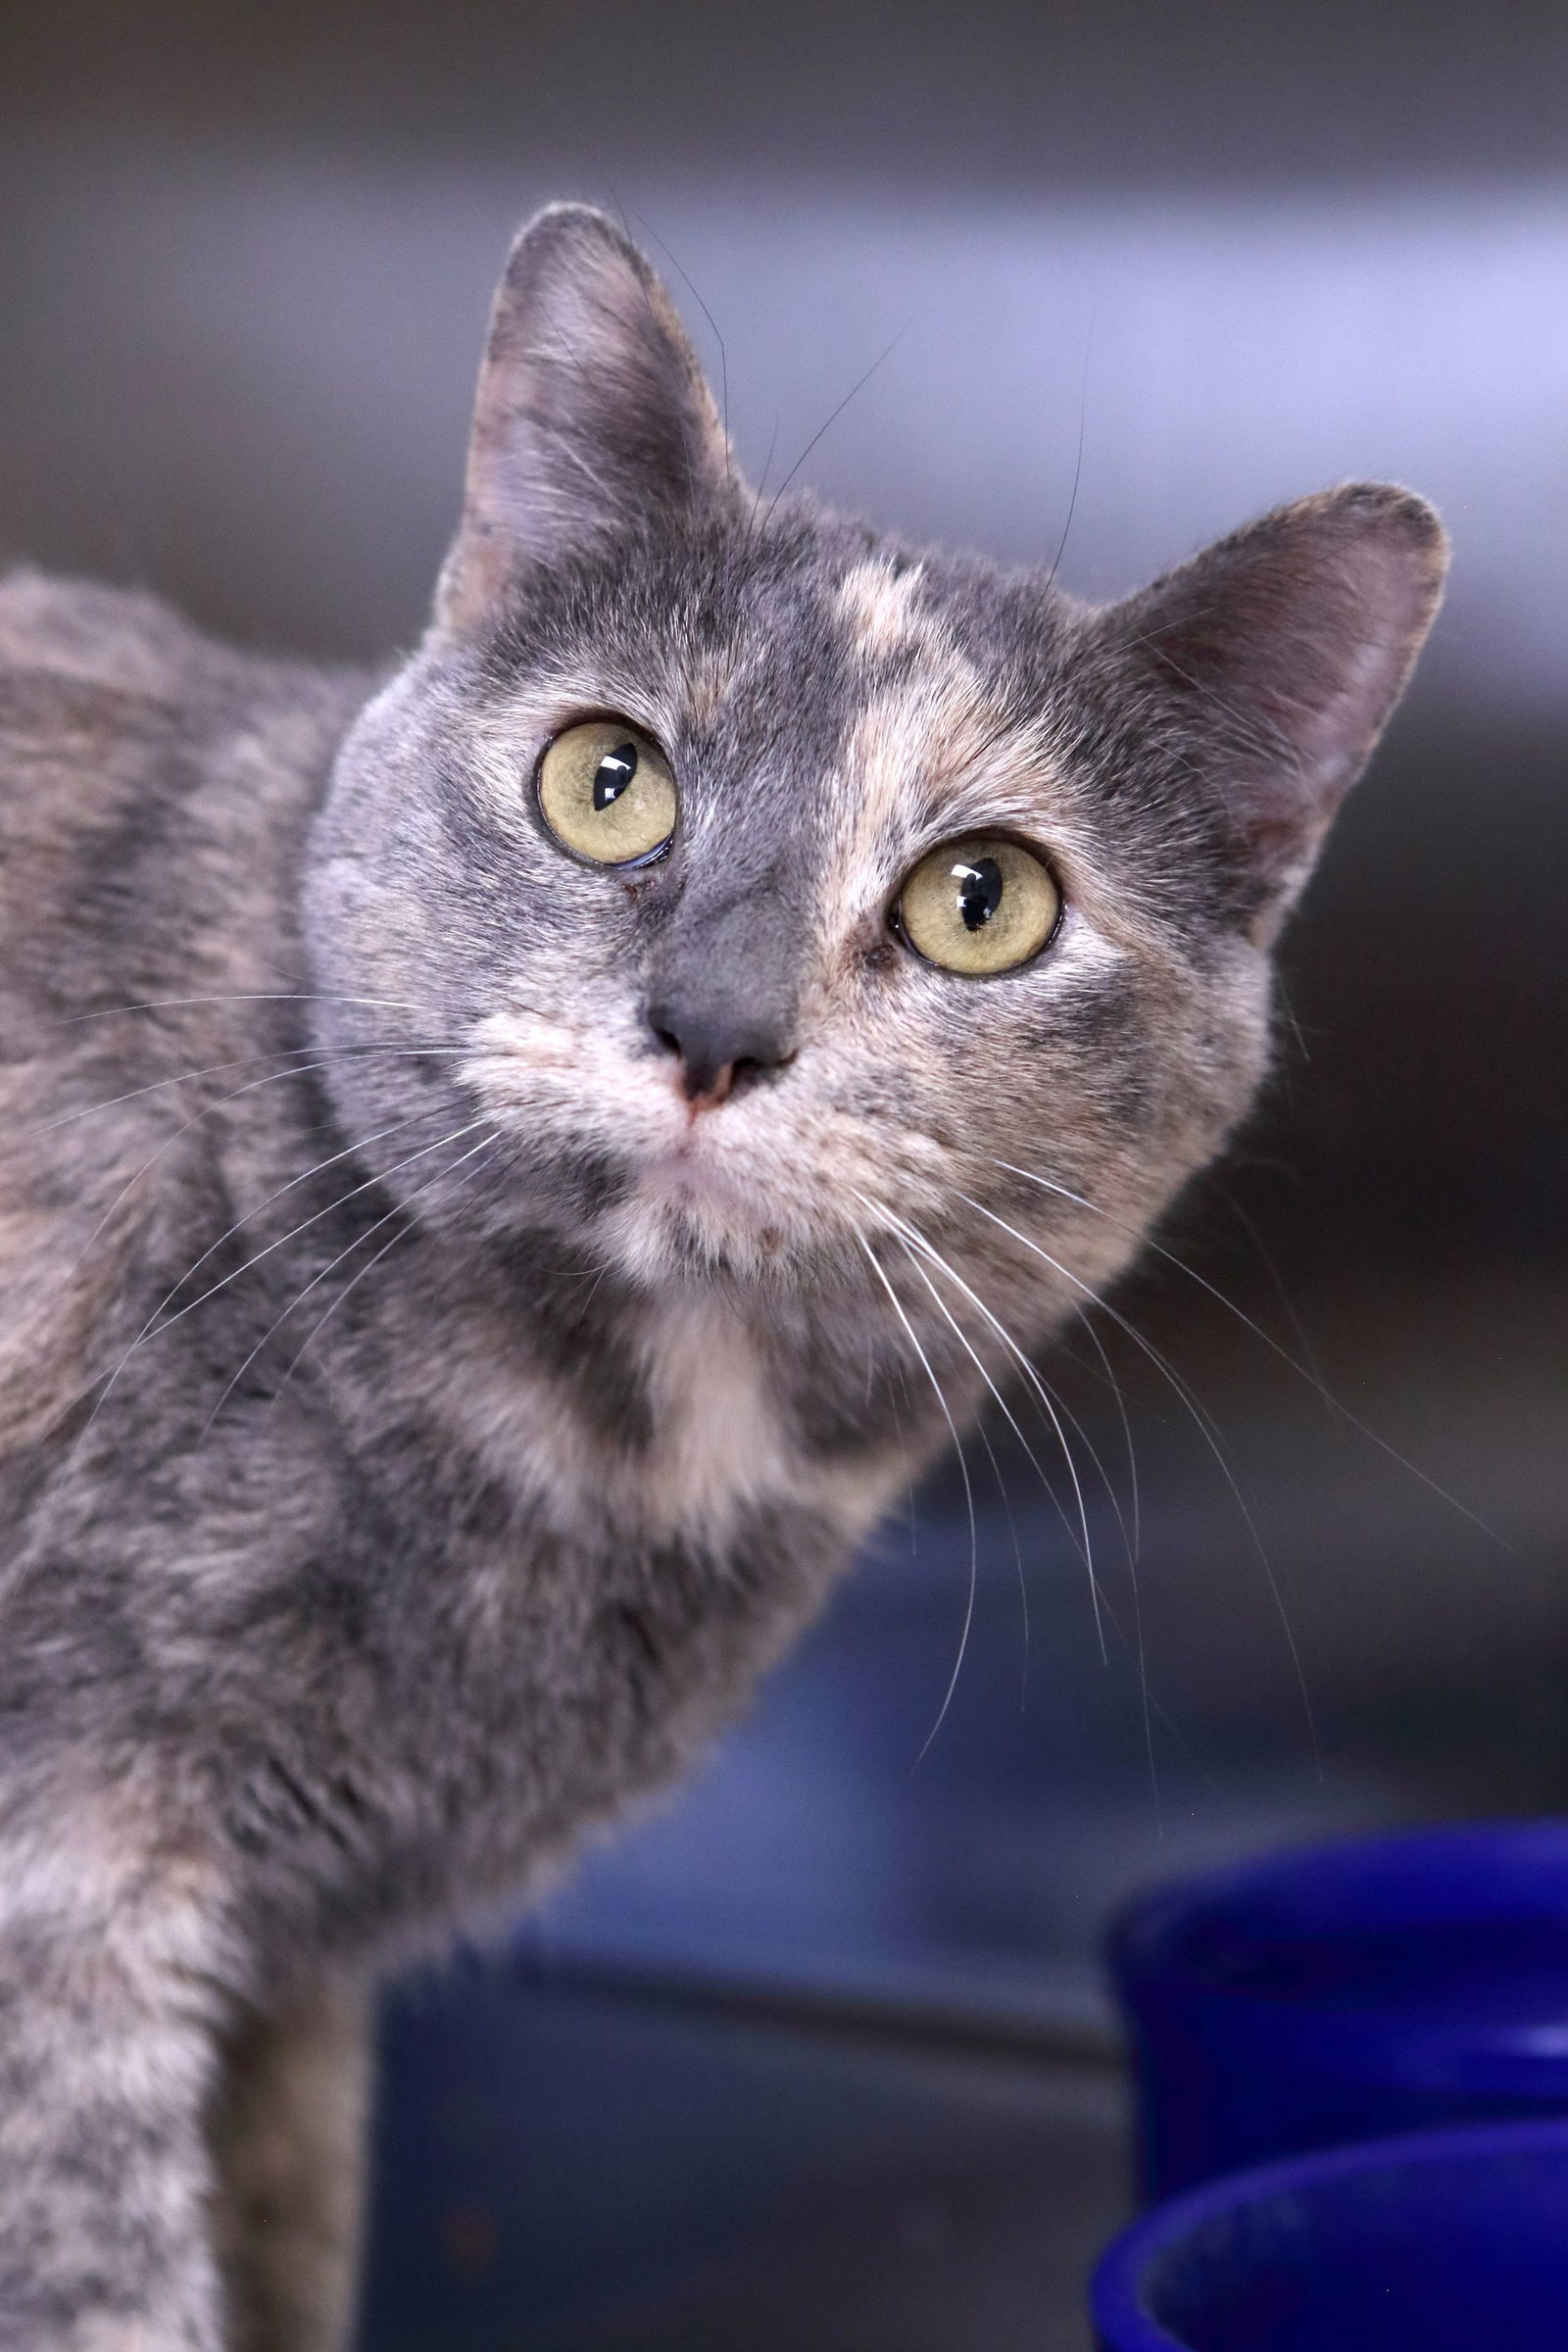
[1091,2118,1568,2352]
[1108,1819,1568,2196]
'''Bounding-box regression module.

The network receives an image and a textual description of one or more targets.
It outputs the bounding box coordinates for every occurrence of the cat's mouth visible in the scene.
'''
[595,1090,839,1282]
[463,1010,924,1282]
[636,1117,760,1211]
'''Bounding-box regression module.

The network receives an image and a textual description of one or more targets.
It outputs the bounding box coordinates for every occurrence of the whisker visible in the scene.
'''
[270,1134,506,1414]
[30,1048,337,1136]
[877,1221,1173,1778]
[989,1157,1504,1547]
[881,1217,1096,1645]
[903,1233,1149,1774]
[1217,1183,1343,1437]
[142,1102,458,1369]
[564,1256,614,1329]
[760,318,912,535]
[906,1242,1044,1702]
[27,1041,474,1138]
[879,1358,922,1568]
[1043,325,1092,595]
[855,1229,978,1764]
[624,206,731,487]
[956,1186,1321,1776]
[1070,1305,1142,1563]
[72,1082,464,1394]
[69,1114,492,1462]
[56,993,429,1025]
[1272,972,1313,1065]
[205,1131,502,1439]
[747,411,783,543]
[1015,1358,1133,1599]
[856,1192,1107,1659]
[985,1418,1032,1704]
[888,1237,1031,1699]
[46,1054,466,1313]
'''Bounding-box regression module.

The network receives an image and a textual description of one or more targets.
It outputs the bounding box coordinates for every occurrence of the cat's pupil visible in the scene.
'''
[593,742,639,810]
[953,856,1004,932]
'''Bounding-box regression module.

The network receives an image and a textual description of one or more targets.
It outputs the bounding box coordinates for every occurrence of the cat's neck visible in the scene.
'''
[303,1201,918,1562]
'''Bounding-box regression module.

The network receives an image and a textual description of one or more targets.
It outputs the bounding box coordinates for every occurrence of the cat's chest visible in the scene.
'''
[418,1291,805,1548]
[201,1286,900,1953]
[634,1301,791,1532]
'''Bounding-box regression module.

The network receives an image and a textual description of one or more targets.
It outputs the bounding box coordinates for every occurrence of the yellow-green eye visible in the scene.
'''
[537,720,677,864]
[896,835,1061,974]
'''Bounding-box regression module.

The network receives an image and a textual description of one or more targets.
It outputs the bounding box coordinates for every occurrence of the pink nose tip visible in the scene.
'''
[684,1061,737,1112]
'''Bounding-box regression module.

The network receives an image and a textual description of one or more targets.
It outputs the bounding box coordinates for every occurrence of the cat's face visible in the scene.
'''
[306,206,1446,1359]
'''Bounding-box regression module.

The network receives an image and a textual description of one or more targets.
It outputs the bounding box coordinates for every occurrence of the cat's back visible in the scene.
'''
[0,572,370,1457]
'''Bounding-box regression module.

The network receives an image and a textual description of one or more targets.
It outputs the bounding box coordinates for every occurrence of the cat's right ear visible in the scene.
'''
[434,205,733,637]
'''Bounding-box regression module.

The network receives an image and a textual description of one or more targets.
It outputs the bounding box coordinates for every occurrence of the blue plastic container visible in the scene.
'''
[1090,2118,1568,2352]
[1109,1819,1568,2197]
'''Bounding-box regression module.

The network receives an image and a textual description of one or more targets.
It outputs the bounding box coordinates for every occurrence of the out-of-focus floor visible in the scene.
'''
[361,1969,1129,2352]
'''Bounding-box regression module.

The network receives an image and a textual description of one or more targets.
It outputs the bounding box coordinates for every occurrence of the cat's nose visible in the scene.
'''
[645,997,795,1109]
[643,859,801,1108]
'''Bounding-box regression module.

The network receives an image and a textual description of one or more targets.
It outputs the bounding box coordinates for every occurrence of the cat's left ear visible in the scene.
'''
[1099,484,1448,940]
[435,205,733,637]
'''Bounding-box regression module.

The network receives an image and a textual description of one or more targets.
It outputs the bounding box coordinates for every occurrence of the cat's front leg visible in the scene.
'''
[0,1814,236,2351]
[209,1976,371,2352]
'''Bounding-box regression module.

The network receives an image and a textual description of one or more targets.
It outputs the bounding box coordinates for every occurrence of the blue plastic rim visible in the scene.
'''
[1107,1818,1568,2196]
[1091,2117,1568,2352]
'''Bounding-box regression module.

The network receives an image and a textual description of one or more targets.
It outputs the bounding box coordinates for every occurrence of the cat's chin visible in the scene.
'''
[597,1138,817,1289]
[633,1135,760,1233]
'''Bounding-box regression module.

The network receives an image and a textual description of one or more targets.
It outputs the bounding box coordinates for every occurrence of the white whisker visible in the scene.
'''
[267,1138,504,1415]
[855,1192,1106,1659]
[1069,1307,1142,1565]
[855,1229,978,1763]
[204,1130,502,1439]
[70,1115,493,1462]
[895,1214,1158,1769]
[1217,1184,1342,1437]
[879,1360,922,1568]
[989,1156,1504,1548]
[886,1233,1033,1680]
[956,1185,1321,1775]
[27,1040,474,1138]
[58,992,428,1024]
[47,1056,466,1313]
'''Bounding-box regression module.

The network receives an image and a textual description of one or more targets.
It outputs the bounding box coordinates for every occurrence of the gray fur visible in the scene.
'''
[0,204,1446,2348]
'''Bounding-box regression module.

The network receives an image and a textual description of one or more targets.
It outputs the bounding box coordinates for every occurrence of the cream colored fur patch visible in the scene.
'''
[834,559,934,660]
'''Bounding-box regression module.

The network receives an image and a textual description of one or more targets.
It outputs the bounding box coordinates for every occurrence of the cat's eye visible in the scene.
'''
[895,835,1061,975]
[536,719,678,865]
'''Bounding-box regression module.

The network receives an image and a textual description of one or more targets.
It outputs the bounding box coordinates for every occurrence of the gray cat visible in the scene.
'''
[0,203,1445,2350]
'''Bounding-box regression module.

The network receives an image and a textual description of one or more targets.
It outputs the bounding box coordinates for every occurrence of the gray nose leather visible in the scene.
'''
[644,866,800,1100]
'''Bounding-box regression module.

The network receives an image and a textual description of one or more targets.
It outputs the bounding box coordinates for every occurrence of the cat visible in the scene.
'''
[0,201,1446,2351]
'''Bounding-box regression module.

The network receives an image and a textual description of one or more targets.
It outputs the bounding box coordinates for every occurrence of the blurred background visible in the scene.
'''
[3,4,1564,2343]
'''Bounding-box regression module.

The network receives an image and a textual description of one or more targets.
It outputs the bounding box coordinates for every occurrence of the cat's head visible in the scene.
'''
[306,204,1446,1357]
